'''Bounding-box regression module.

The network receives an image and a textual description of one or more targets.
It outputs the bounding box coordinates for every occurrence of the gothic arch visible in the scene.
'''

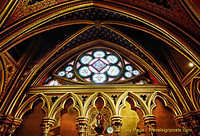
[84,92,116,116]
[14,93,50,119]
[148,91,182,116]
[127,92,150,116]
[49,92,83,119]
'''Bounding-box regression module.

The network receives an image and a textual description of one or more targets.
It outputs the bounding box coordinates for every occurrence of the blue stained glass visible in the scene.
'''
[79,66,91,77]
[133,70,140,76]
[81,56,92,64]
[107,55,118,64]
[93,74,106,83]
[58,71,65,77]
[126,65,133,71]
[65,66,73,72]
[125,72,132,78]
[66,72,73,78]
[92,59,107,71]
[93,51,105,58]
[107,66,120,76]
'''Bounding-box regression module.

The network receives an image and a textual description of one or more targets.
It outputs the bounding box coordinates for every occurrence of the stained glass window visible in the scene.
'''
[55,48,144,84]
[75,48,123,83]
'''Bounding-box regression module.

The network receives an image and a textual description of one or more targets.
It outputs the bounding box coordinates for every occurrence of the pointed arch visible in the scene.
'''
[83,92,116,116]
[14,93,50,119]
[49,92,83,119]
[127,92,150,116]
[148,91,182,116]
[115,92,129,116]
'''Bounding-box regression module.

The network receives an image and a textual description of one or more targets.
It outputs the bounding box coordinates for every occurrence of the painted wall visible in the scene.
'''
[14,100,45,136]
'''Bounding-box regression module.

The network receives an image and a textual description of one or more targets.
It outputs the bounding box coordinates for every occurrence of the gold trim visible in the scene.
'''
[181,67,200,87]
[0,57,4,101]
[0,0,20,27]
[29,85,168,94]
[181,0,200,26]
[0,2,94,52]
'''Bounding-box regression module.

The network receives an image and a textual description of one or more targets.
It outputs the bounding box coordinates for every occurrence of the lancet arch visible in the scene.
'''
[148,91,182,116]
[49,92,83,119]
[14,93,50,119]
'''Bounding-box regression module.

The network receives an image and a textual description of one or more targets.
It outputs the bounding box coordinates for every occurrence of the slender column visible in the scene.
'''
[41,117,56,136]
[143,115,157,136]
[76,116,88,136]
[111,115,122,136]
[0,114,22,136]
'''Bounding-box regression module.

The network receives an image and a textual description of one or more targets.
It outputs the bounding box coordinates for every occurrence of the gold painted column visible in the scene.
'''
[76,116,88,136]
[143,115,157,136]
[0,115,22,136]
[111,115,122,136]
[41,117,56,136]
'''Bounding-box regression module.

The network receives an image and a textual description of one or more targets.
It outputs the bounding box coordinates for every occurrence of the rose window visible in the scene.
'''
[75,49,123,83]
[56,47,143,84]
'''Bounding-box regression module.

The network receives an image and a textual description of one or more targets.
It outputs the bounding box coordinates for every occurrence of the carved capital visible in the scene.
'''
[0,114,22,136]
[143,115,156,136]
[41,117,56,136]
[76,116,88,136]
[111,116,122,136]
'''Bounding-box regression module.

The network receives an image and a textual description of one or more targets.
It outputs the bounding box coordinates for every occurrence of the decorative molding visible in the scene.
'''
[0,114,22,136]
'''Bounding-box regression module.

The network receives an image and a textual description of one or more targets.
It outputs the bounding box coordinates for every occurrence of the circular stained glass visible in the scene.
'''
[58,71,65,77]
[133,70,140,76]
[126,65,133,71]
[79,66,91,77]
[107,55,118,64]
[93,51,105,58]
[125,72,132,78]
[107,66,120,76]
[65,66,73,72]
[81,56,92,64]
[93,74,106,83]
[56,48,143,84]
[75,48,123,83]
[66,72,73,78]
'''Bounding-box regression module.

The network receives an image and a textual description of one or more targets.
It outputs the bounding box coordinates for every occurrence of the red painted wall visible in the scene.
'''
[153,98,182,136]
[14,100,45,136]
[60,99,79,136]
[192,0,200,9]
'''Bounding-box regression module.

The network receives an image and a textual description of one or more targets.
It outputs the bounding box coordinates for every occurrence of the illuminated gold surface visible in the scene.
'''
[121,101,139,136]
[29,85,168,94]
